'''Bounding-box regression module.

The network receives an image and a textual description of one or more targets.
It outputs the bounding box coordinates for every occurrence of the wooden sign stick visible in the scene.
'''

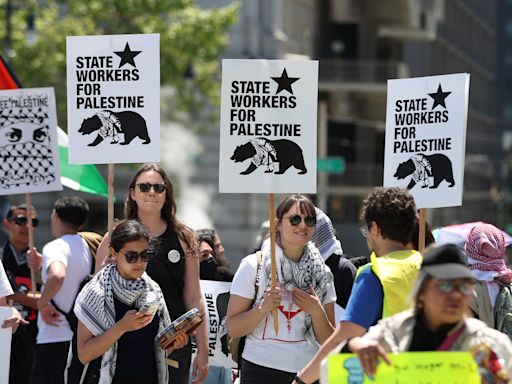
[107,164,115,237]
[268,193,279,335]
[25,193,36,294]
[418,208,427,254]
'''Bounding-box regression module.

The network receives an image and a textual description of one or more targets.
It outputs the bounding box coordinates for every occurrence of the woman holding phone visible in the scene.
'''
[75,219,188,384]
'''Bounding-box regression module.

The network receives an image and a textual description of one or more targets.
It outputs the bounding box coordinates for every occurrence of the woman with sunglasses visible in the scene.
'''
[347,244,512,382]
[124,163,209,384]
[227,194,336,384]
[75,219,188,384]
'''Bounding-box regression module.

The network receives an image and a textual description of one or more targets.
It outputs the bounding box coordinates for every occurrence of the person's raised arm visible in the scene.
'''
[95,232,111,273]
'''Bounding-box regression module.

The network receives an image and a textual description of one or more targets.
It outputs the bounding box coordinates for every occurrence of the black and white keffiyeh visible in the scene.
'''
[74,264,171,384]
[255,238,333,344]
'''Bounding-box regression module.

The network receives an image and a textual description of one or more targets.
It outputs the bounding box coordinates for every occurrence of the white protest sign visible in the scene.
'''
[0,87,62,195]
[66,33,160,164]
[383,73,470,208]
[191,280,234,368]
[219,59,318,193]
[0,307,13,384]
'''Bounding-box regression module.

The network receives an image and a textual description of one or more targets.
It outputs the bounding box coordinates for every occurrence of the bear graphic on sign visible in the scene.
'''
[394,153,455,190]
[78,110,151,146]
[230,137,307,175]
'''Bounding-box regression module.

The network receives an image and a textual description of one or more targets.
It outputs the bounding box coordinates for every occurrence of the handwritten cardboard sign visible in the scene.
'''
[321,352,479,384]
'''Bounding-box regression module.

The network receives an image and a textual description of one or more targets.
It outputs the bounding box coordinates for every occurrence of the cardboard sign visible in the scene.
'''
[322,352,480,384]
[219,59,318,193]
[66,33,160,164]
[191,280,235,368]
[0,87,61,195]
[383,74,470,208]
[0,307,14,384]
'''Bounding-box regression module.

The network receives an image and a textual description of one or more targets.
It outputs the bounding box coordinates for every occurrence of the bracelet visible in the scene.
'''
[294,374,307,384]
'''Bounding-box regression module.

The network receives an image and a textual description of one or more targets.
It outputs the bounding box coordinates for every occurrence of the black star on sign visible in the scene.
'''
[114,43,142,68]
[271,68,300,95]
[428,84,451,110]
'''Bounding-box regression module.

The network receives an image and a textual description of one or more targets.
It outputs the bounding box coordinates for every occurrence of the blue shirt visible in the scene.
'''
[340,265,383,329]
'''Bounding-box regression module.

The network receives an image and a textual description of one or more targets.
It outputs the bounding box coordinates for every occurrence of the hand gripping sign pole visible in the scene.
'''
[268,193,279,335]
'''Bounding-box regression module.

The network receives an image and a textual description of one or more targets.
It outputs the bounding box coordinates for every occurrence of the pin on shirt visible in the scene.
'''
[168,249,181,263]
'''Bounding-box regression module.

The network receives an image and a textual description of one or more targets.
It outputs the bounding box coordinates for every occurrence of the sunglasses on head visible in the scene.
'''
[120,250,153,263]
[435,280,475,296]
[286,214,317,228]
[10,215,39,228]
[136,182,166,194]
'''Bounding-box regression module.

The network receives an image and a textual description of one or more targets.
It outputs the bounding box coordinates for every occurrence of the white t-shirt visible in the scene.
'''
[37,234,92,344]
[230,253,336,373]
[0,260,13,298]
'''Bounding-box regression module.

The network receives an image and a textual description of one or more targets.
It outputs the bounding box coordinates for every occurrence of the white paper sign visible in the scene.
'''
[66,34,160,164]
[0,307,13,384]
[0,87,62,195]
[383,73,470,208]
[191,280,235,368]
[219,59,318,193]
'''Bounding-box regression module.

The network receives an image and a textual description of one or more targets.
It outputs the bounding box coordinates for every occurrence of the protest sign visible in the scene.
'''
[219,59,318,193]
[66,33,160,164]
[191,280,234,368]
[0,87,61,195]
[383,73,470,208]
[0,307,14,384]
[321,352,479,384]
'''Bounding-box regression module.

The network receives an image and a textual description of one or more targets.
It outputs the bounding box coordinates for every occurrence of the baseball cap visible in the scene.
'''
[421,244,476,281]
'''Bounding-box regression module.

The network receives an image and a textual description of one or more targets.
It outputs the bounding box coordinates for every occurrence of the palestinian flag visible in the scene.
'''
[0,56,108,197]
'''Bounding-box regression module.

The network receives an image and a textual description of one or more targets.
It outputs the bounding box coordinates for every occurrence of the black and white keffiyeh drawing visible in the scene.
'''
[0,100,56,190]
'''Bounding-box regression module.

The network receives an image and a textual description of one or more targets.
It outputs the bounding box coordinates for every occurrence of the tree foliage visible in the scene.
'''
[1,0,238,127]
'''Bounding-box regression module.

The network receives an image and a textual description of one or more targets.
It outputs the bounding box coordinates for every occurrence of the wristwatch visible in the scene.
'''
[294,374,307,384]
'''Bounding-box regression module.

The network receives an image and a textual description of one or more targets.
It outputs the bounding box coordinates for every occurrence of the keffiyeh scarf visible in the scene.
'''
[74,264,171,384]
[255,239,333,344]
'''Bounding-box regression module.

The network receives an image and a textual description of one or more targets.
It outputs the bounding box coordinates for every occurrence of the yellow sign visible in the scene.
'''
[325,352,480,383]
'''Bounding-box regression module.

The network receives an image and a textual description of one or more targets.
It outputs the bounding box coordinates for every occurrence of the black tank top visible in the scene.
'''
[145,226,186,320]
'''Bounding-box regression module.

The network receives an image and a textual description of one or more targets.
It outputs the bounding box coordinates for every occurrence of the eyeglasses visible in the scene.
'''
[9,215,39,228]
[285,214,317,228]
[435,280,475,296]
[136,182,166,194]
[120,250,153,264]
[359,226,368,238]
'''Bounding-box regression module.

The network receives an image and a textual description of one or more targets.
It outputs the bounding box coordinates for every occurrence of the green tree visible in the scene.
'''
[1,0,238,127]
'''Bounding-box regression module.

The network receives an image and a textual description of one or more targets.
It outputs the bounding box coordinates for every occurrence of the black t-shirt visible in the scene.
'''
[1,242,37,320]
[145,226,186,320]
[325,254,357,309]
[113,297,159,380]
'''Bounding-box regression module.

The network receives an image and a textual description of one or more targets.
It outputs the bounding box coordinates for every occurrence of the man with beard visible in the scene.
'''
[1,204,43,383]
[294,187,422,384]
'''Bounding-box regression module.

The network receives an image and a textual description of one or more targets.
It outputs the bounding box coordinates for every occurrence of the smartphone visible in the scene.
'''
[139,302,159,315]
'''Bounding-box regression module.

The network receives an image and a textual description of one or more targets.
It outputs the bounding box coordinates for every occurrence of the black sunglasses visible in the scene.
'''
[286,214,317,228]
[136,182,166,194]
[10,215,39,228]
[120,250,153,264]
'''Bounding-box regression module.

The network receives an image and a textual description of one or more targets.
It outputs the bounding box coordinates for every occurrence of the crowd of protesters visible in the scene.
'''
[2,165,512,384]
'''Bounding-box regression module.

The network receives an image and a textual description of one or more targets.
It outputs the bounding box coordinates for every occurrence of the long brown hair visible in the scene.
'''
[124,163,197,254]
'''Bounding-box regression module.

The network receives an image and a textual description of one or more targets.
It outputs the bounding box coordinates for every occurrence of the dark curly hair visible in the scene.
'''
[360,187,416,245]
